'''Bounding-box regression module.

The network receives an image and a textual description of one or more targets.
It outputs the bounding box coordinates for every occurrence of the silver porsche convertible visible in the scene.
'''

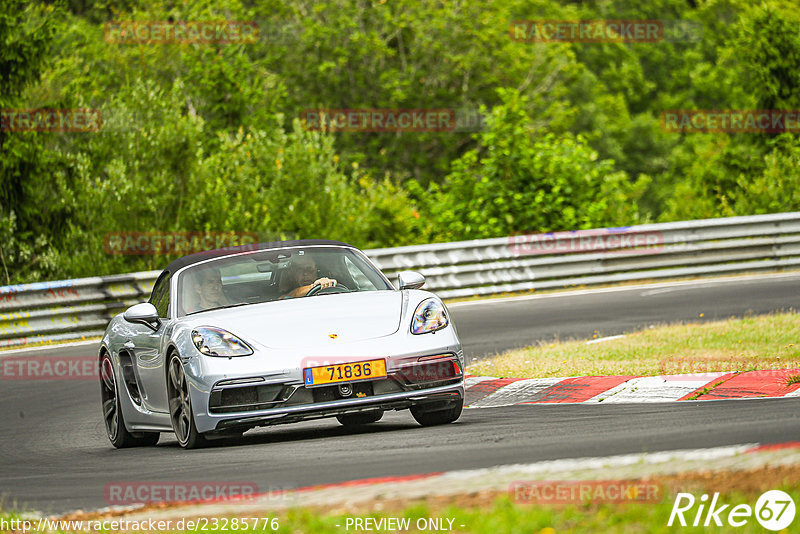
[99,240,464,448]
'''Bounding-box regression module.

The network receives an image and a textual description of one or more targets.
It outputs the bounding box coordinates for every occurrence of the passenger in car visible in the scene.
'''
[186,267,230,313]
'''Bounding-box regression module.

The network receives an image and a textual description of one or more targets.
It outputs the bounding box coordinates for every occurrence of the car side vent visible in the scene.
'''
[118,351,142,405]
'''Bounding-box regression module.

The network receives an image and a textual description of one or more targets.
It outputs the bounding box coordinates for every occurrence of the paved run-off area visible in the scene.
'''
[51,442,800,524]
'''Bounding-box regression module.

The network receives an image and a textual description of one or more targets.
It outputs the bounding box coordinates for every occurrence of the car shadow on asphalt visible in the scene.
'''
[152,417,474,450]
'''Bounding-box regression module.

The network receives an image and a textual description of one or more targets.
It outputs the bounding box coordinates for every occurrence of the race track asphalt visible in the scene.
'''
[1,273,798,514]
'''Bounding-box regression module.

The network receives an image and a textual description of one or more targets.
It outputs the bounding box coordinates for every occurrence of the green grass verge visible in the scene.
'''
[5,486,799,533]
[280,489,800,533]
[466,312,800,378]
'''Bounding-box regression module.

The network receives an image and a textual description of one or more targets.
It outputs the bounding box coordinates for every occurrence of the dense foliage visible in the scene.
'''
[2,0,799,283]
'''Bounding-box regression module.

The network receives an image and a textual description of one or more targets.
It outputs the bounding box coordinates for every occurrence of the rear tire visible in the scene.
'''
[336,411,383,427]
[410,402,463,426]
[167,354,207,449]
[100,354,160,448]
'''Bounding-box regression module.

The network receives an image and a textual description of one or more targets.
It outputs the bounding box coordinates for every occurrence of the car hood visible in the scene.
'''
[189,290,404,350]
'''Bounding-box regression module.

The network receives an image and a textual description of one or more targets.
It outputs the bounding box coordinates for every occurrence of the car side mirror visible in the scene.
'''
[397,271,425,290]
[123,302,160,331]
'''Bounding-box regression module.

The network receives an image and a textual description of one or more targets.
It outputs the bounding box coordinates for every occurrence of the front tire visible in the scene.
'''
[336,410,383,427]
[100,354,159,448]
[167,354,206,449]
[410,401,463,426]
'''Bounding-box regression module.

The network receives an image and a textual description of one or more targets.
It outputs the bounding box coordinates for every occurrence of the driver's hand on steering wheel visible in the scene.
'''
[313,277,337,289]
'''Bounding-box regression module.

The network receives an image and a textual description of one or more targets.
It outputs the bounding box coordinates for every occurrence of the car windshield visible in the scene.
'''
[176,246,392,316]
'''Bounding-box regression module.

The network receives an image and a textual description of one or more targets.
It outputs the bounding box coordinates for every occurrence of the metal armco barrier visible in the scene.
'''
[2,212,800,348]
[0,272,160,347]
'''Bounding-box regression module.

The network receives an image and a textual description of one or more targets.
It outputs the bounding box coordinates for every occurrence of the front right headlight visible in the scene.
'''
[411,298,449,334]
[191,327,253,357]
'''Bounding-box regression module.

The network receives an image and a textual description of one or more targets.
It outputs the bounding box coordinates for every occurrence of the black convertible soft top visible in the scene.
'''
[162,239,356,274]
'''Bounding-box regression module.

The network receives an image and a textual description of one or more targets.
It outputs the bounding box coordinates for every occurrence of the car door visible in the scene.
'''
[125,271,172,414]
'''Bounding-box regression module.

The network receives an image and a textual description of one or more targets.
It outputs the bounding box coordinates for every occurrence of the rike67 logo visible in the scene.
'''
[668,490,796,531]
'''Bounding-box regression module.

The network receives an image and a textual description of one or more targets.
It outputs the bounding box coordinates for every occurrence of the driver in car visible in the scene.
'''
[281,254,337,298]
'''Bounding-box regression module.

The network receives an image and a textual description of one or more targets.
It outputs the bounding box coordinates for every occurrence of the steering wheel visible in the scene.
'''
[306,283,351,296]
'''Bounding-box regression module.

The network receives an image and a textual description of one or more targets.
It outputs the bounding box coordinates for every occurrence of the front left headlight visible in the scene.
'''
[411,298,449,334]
[191,327,253,357]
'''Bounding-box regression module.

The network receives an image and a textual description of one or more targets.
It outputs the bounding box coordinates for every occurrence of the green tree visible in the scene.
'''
[0,0,60,283]
[421,89,649,241]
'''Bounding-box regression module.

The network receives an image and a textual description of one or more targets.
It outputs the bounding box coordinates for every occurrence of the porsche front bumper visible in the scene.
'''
[183,351,465,433]
[210,381,464,432]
